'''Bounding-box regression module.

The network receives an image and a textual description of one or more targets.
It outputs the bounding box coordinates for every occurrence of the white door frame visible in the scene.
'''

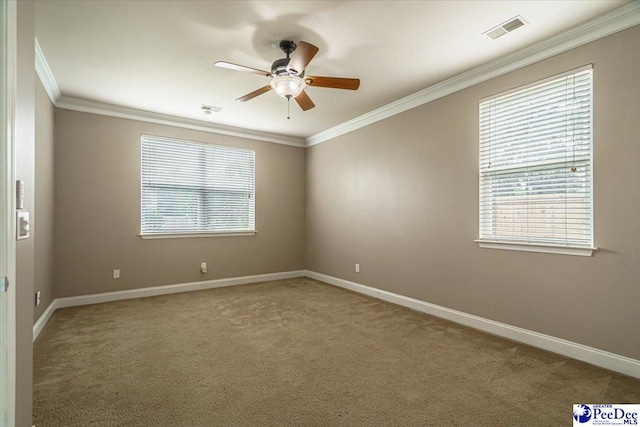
[0,0,18,425]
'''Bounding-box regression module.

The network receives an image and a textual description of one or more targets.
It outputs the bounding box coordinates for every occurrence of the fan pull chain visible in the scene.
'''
[287,96,291,119]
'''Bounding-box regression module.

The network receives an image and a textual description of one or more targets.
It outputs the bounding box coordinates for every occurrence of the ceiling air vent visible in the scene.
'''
[201,104,222,115]
[483,16,527,40]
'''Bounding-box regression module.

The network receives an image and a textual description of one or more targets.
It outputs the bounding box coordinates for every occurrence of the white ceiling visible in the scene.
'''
[36,0,629,139]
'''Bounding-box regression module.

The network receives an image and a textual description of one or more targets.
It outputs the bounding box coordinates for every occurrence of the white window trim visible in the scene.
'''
[475,239,597,257]
[478,64,593,104]
[140,134,256,237]
[139,231,256,240]
[476,65,595,257]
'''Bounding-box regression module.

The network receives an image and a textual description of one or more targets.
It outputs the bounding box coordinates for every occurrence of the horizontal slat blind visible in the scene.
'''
[479,67,593,246]
[141,135,255,235]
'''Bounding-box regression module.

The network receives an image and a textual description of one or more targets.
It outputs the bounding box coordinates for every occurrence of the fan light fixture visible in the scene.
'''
[270,75,306,99]
[215,39,360,119]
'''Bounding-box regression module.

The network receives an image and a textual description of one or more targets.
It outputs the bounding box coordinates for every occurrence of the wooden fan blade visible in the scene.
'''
[295,90,315,111]
[236,85,272,102]
[286,41,319,75]
[215,61,271,77]
[305,76,360,90]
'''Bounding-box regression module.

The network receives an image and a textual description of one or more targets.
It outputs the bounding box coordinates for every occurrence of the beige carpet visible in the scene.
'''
[34,277,640,426]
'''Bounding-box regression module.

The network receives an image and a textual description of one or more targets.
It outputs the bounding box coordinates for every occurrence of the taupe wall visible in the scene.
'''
[306,26,640,360]
[54,110,305,297]
[34,78,55,322]
[16,1,35,424]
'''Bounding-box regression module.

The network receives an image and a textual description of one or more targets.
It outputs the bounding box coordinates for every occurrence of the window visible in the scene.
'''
[477,66,594,256]
[141,135,255,237]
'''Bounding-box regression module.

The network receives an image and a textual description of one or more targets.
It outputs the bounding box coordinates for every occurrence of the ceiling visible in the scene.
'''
[35,0,629,140]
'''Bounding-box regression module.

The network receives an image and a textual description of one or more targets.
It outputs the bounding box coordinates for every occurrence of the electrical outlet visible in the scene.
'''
[35,291,41,306]
[200,262,207,274]
[113,269,120,279]
[355,263,360,273]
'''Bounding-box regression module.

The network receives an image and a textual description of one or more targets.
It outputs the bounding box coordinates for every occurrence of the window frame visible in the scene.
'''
[475,65,597,256]
[139,134,256,239]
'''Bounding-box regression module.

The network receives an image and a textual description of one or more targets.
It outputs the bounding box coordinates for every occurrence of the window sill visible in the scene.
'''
[474,240,597,257]
[140,231,256,240]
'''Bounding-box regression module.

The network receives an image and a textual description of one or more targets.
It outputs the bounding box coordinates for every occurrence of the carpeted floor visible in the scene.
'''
[33,277,640,426]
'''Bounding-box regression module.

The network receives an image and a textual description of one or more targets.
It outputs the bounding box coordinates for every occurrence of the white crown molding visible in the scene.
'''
[34,39,305,147]
[35,3,640,148]
[55,96,306,147]
[32,270,306,341]
[34,37,61,103]
[305,270,640,379]
[305,2,640,147]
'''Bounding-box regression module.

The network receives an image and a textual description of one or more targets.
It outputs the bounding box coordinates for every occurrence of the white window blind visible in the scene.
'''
[479,66,593,248]
[141,135,255,236]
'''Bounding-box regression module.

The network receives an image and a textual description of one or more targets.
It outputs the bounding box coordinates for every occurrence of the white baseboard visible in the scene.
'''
[32,270,305,341]
[54,270,305,309]
[304,270,640,379]
[32,299,59,342]
[32,268,640,379]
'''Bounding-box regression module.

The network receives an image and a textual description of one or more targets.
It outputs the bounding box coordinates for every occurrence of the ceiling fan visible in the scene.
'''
[215,40,360,118]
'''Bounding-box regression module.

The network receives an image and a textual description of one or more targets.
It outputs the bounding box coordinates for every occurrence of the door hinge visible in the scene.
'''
[0,276,8,292]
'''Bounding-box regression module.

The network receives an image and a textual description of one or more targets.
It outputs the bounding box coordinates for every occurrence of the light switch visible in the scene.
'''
[16,211,30,240]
